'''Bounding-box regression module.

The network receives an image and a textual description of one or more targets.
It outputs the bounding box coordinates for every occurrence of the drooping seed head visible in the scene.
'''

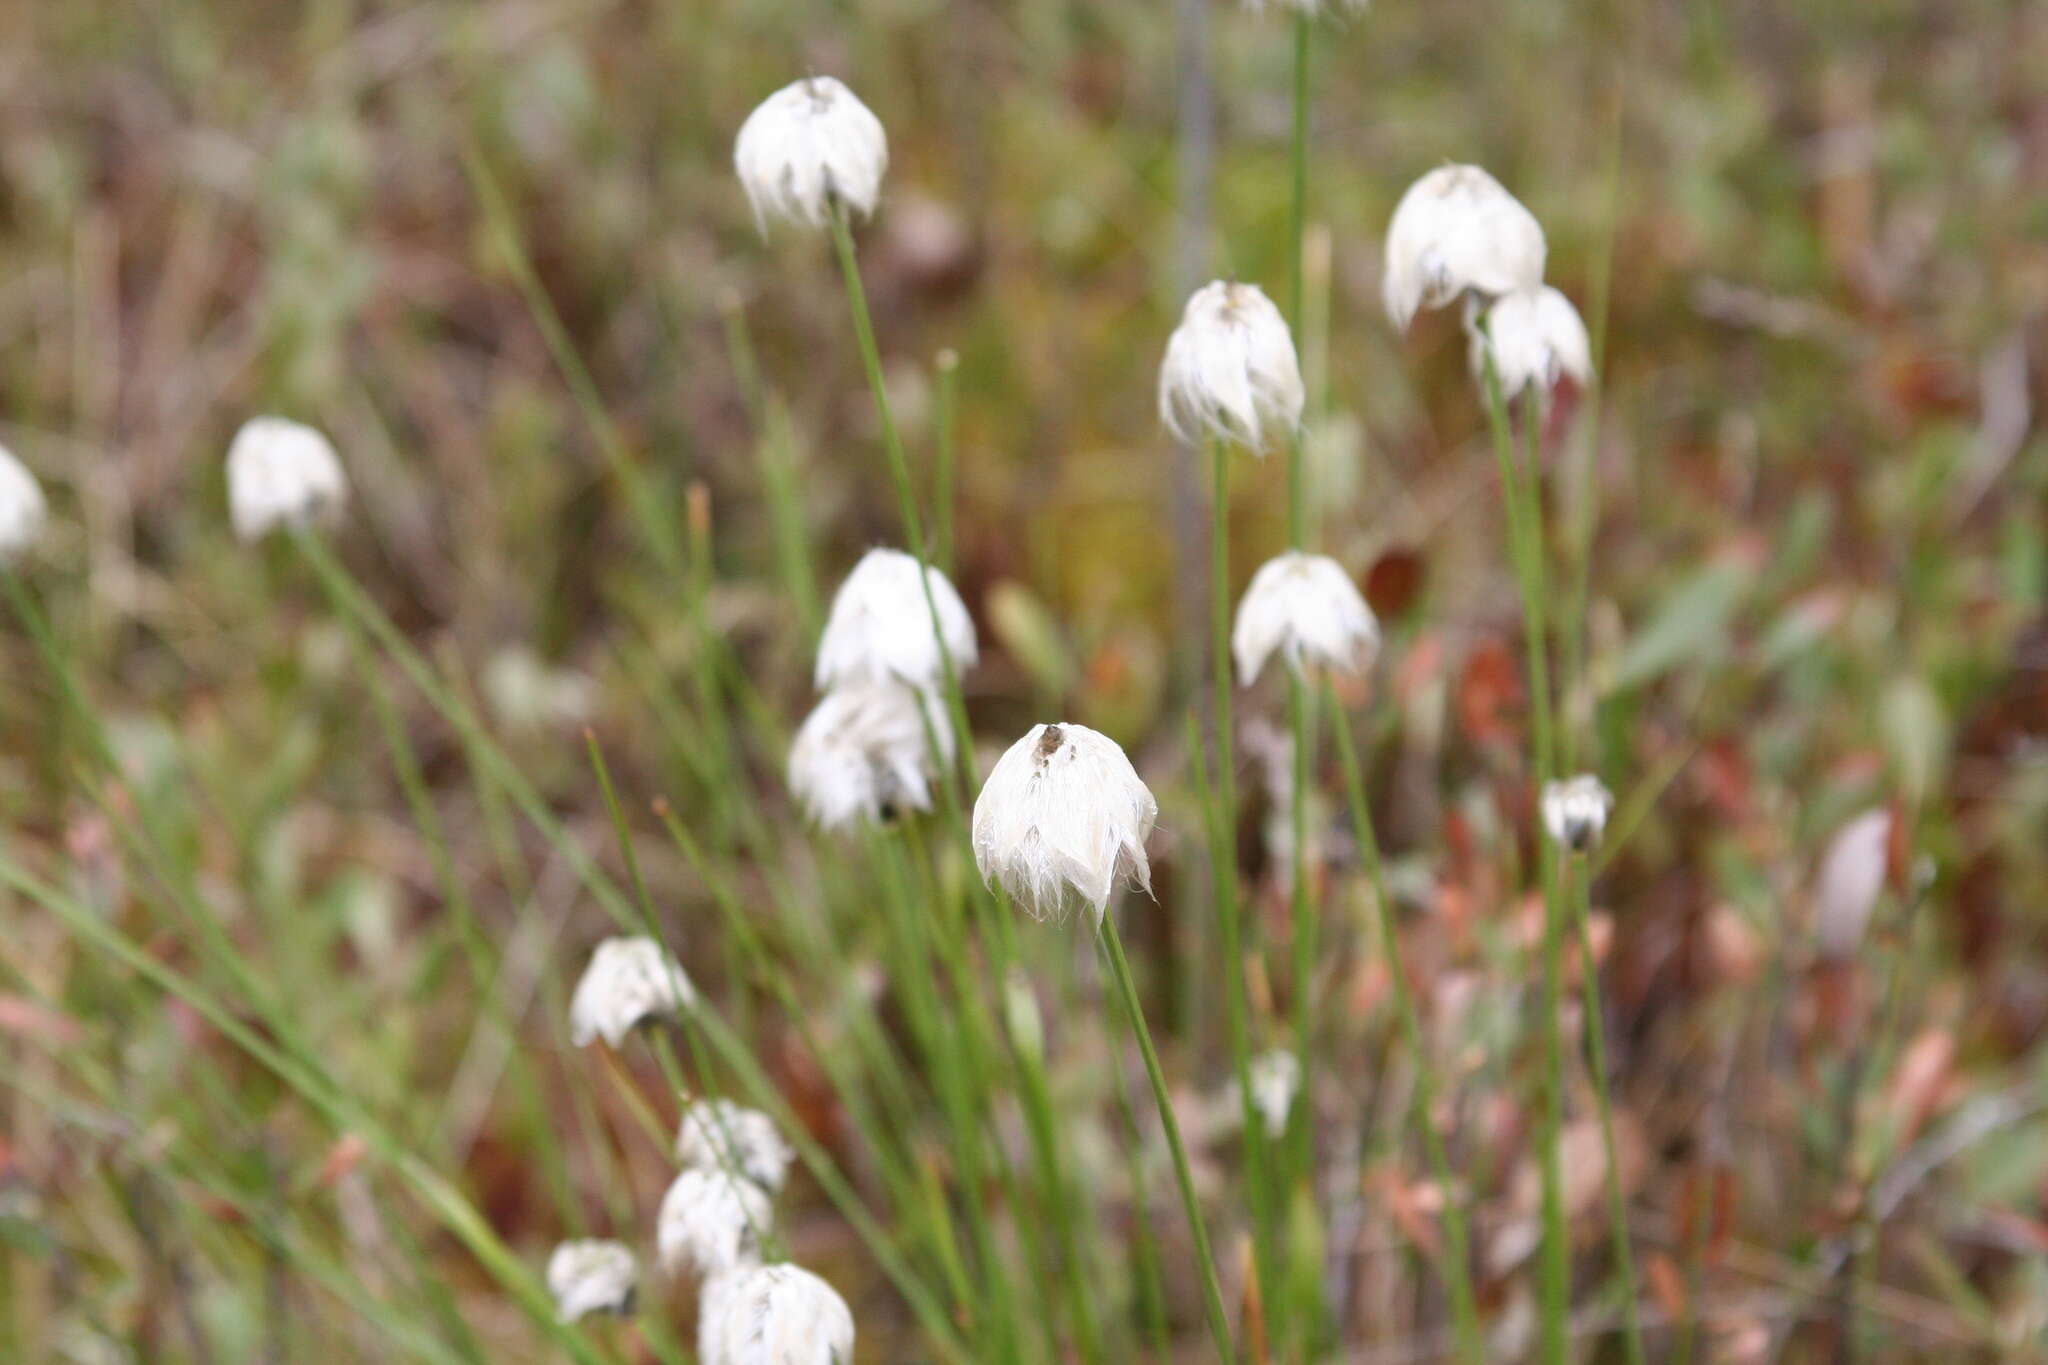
[546,1239,638,1322]
[787,681,952,832]
[1232,552,1381,686]
[676,1099,796,1196]
[734,76,888,231]
[1816,808,1892,961]
[1540,774,1614,854]
[1382,164,1546,333]
[1158,280,1305,453]
[656,1167,774,1278]
[568,936,694,1048]
[698,1262,855,1365]
[814,548,977,693]
[1468,286,1593,401]
[0,445,48,563]
[1246,1047,1302,1138]
[972,722,1158,924]
[225,417,348,542]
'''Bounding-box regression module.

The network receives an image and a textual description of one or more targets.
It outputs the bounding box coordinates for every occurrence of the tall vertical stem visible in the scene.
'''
[1572,861,1647,1365]
[1099,912,1237,1365]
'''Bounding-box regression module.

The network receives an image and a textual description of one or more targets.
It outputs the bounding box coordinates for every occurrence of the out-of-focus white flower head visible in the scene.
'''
[225,417,348,542]
[1232,552,1380,686]
[1541,774,1614,854]
[1246,1047,1302,1138]
[568,936,694,1048]
[734,76,888,231]
[1816,808,1892,960]
[1468,286,1593,401]
[972,723,1158,923]
[656,1167,774,1278]
[814,549,977,692]
[1159,280,1305,453]
[0,445,48,563]
[547,1240,638,1321]
[787,682,952,832]
[698,1262,855,1365]
[677,1099,796,1196]
[1382,165,1546,333]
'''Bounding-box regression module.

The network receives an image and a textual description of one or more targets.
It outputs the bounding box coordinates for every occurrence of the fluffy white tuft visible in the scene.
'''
[698,1262,855,1365]
[972,723,1158,923]
[1231,552,1380,686]
[568,936,694,1048]
[1382,165,1546,332]
[657,1167,774,1278]
[225,417,348,542]
[787,682,952,832]
[734,77,888,231]
[546,1239,638,1322]
[1816,809,1892,960]
[1247,1047,1302,1137]
[814,549,977,693]
[1469,286,1593,401]
[676,1099,796,1196]
[1244,0,1368,13]
[1540,774,1614,854]
[0,445,48,562]
[1159,280,1305,453]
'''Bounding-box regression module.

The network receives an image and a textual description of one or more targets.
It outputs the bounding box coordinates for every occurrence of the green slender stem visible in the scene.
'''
[1098,912,1237,1365]
[1571,861,1647,1365]
[1327,690,1486,1365]
[1285,10,1310,549]
[1480,337,1568,1363]
[722,303,823,638]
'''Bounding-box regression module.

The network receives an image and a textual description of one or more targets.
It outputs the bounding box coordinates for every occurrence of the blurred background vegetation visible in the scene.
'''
[2,0,2046,1361]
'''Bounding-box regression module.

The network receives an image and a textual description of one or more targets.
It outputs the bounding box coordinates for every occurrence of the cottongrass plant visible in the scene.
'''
[0,443,47,560]
[699,1262,856,1365]
[787,680,953,831]
[657,1166,777,1277]
[547,1239,640,1322]
[677,1099,798,1196]
[224,415,349,541]
[1385,161,1639,1365]
[568,935,696,1048]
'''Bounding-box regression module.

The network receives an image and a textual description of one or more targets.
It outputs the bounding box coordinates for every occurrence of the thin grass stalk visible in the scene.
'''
[1570,861,1647,1365]
[722,304,823,638]
[1325,687,1486,1365]
[1097,910,1238,1365]
[1480,340,1569,1363]
[1104,989,1176,1363]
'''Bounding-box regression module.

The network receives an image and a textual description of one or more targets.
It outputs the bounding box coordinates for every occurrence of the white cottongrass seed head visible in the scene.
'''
[787,681,952,832]
[814,548,977,692]
[568,936,695,1048]
[1232,552,1381,686]
[1159,280,1305,453]
[972,723,1158,923]
[1244,0,1368,13]
[0,445,48,562]
[1247,1047,1302,1138]
[698,1262,855,1365]
[656,1167,774,1277]
[225,416,348,542]
[1541,774,1614,854]
[734,76,888,231]
[1816,808,1892,960]
[546,1240,638,1322]
[1468,286,1593,400]
[1382,164,1547,332]
[677,1099,796,1195]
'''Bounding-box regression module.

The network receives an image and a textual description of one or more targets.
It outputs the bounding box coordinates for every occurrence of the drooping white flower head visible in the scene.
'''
[225,417,349,542]
[787,682,952,832]
[698,1263,855,1365]
[1540,774,1614,854]
[1382,165,1546,332]
[0,445,48,563]
[1246,1047,1302,1138]
[814,549,977,692]
[568,936,695,1048]
[677,1099,796,1196]
[1159,280,1305,453]
[1232,552,1381,686]
[1468,286,1593,401]
[656,1167,774,1277]
[972,723,1158,923]
[734,77,888,231]
[1244,0,1368,13]
[1816,808,1892,960]
[547,1239,638,1322]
